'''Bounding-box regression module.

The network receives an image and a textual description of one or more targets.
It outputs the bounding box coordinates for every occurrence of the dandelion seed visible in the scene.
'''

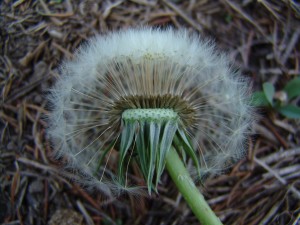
[47,27,254,197]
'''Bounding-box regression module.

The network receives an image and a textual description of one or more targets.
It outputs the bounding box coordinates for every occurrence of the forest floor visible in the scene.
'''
[1,0,300,224]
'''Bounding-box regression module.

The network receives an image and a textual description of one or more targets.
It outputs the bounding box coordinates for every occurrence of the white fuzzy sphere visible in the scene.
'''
[47,27,254,195]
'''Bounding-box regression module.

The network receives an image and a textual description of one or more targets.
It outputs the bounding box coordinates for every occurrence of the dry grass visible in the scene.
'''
[1,0,300,224]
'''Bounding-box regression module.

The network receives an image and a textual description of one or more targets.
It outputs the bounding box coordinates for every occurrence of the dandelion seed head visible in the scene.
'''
[47,27,254,195]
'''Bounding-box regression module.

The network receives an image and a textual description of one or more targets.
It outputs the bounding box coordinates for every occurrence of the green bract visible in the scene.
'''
[119,108,200,193]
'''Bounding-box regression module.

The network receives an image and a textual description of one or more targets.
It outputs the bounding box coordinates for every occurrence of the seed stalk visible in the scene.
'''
[165,147,223,225]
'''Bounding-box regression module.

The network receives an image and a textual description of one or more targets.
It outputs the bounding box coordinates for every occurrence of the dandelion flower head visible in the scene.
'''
[47,27,253,195]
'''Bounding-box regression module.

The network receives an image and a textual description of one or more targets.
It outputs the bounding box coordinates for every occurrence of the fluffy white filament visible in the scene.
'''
[47,27,254,195]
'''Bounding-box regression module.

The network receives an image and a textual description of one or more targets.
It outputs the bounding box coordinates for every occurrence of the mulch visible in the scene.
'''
[1,0,300,224]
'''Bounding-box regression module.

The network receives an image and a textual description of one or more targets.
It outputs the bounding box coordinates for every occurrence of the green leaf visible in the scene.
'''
[225,14,233,23]
[283,77,300,100]
[118,121,137,184]
[250,91,269,106]
[155,121,178,187]
[51,0,63,3]
[135,121,148,183]
[174,129,201,178]
[263,82,275,105]
[278,104,300,119]
[147,121,160,193]
[95,140,116,175]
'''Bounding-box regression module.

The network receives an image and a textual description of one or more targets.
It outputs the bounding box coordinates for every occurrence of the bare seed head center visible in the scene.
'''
[122,108,179,122]
[110,94,197,129]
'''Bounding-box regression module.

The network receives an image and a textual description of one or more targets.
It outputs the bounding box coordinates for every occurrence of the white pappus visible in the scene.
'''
[47,27,254,196]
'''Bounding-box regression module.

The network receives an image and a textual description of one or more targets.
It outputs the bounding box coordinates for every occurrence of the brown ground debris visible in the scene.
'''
[1,1,300,224]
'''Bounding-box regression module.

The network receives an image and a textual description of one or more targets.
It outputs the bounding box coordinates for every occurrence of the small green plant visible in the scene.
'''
[251,77,300,119]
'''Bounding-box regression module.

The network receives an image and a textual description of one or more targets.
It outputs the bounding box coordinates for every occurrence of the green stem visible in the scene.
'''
[165,147,223,225]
